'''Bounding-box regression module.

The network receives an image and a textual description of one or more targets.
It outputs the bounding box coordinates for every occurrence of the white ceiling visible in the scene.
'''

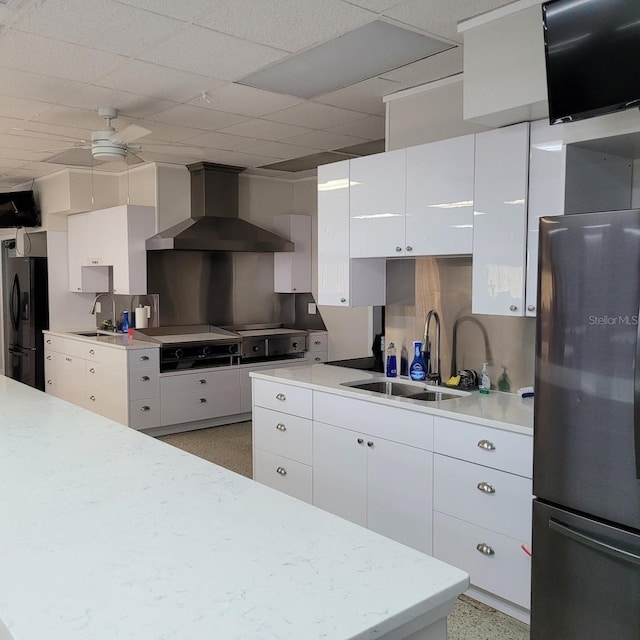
[0,0,519,187]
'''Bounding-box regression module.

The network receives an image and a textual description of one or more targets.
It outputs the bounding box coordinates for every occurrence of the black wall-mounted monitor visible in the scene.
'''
[0,190,40,228]
[542,0,640,125]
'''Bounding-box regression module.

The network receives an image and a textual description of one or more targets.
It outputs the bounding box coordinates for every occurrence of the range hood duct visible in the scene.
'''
[146,162,294,252]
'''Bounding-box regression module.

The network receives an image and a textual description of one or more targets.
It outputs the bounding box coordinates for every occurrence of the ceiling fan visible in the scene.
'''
[44,107,152,167]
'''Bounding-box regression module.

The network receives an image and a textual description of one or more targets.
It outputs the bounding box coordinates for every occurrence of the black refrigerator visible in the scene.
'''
[2,239,49,390]
[532,209,640,638]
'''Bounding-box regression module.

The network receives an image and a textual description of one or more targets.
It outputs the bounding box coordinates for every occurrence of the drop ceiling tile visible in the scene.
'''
[0,146,52,162]
[96,61,225,103]
[0,67,85,104]
[147,104,247,130]
[138,150,213,165]
[184,131,263,152]
[0,158,29,170]
[314,77,404,115]
[129,120,207,144]
[0,95,52,120]
[0,30,127,82]
[32,105,135,130]
[345,0,402,11]
[114,0,212,21]
[246,141,323,160]
[137,142,205,157]
[283,130,367,150]
[380,46,463,85]
[137,24,287,81]
[218,119,314,141]
[15,0,185,57]
[3,121,94,144]
[212,150,282,168]
[190,84,304,118]
[0,133,75,152]
[194,0,373,53]
[10,162,69,178]
[330,114,385,139]
[265,102,368,129]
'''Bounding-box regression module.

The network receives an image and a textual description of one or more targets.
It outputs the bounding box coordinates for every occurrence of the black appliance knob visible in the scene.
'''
[292,342,298,349]
[228,344,238,354]
[201,346,212,356]
[252,345,260,352]
[174,348,184,358]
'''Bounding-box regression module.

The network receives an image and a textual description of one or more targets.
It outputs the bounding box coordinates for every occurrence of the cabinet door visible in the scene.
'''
[273,214,311,293]
[44,349,60,396]
[472,122,529,316]
[57,353,87,406]
[350,149,406,258]
[367,437,433,554]
[67,213,109,293]
[526,120,566,317]
[406,135,474,256]
[313,421,367,526]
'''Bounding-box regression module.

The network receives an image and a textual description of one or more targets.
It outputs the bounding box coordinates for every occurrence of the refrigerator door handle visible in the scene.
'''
[634,302,640,478]
[21,290,30,321]
[9,273,20,330]
[549,518,640,567]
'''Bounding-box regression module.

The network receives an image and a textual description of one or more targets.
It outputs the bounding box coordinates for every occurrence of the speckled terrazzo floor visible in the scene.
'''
[159,422,530,639]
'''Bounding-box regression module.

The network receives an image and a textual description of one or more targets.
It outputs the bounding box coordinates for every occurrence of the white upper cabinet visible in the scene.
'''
[273,214,311,293]
[406,134,475,256]
[317,161,385,307]
[472,122,530,316]
[349,149,407,258]
[68,205,156,295]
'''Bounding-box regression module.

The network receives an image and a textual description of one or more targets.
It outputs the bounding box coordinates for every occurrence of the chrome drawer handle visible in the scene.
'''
[357,438,364,445]
[276,423,286,431]
[477,481,496,494]
[89,368,95,374]
[47,379,52,385]
[527,305,535,312]
[199,398,207,403]
[141,406,150,412]
[477,439,496,451]
[340,297,346,303]
[46,355,51,360]
[395,246,402,252]
[140,376,150,381]
[314,357,321,362]
[276,466,287,476]
[140,355,149,361]
[65,357,72,362]
[509,305,517,312]
[198,379,206,384]
[476,543,495,556]
[89,349,95,355]
[367,441,374,448]
[406,245,413,252]
[276,393,286,401]
[314,340,321,345]
[46,339,51,344]
[89,395,96,401]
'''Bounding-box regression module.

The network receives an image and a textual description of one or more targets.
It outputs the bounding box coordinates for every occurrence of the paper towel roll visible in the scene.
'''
[135,306,148,329]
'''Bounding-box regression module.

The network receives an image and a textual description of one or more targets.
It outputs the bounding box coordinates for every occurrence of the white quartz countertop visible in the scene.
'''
[44,329,157,350]
[250,364,534,434]
[0,376,468,640]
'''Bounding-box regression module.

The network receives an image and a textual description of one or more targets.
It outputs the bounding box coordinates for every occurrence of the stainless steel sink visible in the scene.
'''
[71,330,118,337]
[340,379,465,403]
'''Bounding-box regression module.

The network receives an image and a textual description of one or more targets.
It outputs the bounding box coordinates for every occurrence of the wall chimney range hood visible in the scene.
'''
[146,162,294,252]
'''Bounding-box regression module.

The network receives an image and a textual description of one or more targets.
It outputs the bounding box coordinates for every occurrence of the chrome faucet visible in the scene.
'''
[90,293,117,332]
[422,309,441,385]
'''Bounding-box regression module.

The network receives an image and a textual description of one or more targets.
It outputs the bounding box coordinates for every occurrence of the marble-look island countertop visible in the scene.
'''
[0,376,468,640]
[251,364,534,434]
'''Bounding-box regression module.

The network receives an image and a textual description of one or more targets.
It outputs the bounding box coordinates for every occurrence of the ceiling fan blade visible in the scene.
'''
[45,147,102,167]
[125,151,145,165]
[110,124,152,144]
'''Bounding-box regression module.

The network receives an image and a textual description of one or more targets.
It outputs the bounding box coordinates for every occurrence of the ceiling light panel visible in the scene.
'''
[239,20,453,99]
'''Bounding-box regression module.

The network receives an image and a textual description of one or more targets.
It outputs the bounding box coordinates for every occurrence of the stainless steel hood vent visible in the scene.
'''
[146,162,294,252]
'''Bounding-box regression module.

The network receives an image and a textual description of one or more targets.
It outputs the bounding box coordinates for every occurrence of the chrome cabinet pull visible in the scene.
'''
[89,395,96,401]
[89,368,95,374]
[65,357,72,362]
[527,305,535,312]
[314,357,321,361]
[477,481,496,494]
[509,305,517,312]
[477,439,496,451]
[46,339,51,344]
[47,379,52,385]
[276,393,286,401]
[276,423,286,431]
[276,466,287,476]
[46,355,51,360]
[199,398,207,403]
[89,349,95,355]
[395,246,402,252]
[140,355,149,361]
[367,441,374,448]
[140,376,150,381]
[198,379,206,384]
[476,542,495,556]
[314,340,321,345]
[141,406,150,412]
[357,438,364,445]
[340,297,346,303]
[406,245,413,252]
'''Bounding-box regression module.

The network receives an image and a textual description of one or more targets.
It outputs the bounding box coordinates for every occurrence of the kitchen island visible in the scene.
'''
[0,375,468,640]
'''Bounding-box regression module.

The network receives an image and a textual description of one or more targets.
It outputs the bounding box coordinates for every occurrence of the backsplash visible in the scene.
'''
[384,257,536,392]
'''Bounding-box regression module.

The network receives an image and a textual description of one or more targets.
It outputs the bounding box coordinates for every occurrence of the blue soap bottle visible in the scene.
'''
[386,342,397,377]
[409,340,427,381]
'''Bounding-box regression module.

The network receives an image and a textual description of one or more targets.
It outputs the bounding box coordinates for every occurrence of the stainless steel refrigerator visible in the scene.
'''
[2,239,48,390]
[532,209,640,638]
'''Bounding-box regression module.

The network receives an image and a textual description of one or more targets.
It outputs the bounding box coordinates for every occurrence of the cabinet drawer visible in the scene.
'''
[433,511,531,609]
[434,455,532,541]
[307,332,328,352]
[434,417,532,477]
[305,351,327,364]
[161,368,240,397]
[128,369,160,400]
[84,343,126,364]
[253,448,312,504]
[314,391,433,451]
[160,387,241,426]
[127,348,159,370]
[253,379,312,418]
[85,389,128,425]
[253,407,312,465]
[43,334,69,354]
[129,398,161,430]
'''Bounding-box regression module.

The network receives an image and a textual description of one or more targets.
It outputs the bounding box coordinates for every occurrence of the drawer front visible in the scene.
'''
[160,387,242,426]
[434,416,533,477]
[253,448,312,504]
[433,511,531,609]
[43,334,69,354]
[253,406,312,465]
[129,398,161,430]
[253,379,312,418]
[84,343,126,364]
[128,369,161,400]
[434,455,532,541]
[307,332,328,352]
[85,390,128,424]
[161,368,240,397]
[305,351,327,364]
[127,348,159,370]
[314,391,433,451]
